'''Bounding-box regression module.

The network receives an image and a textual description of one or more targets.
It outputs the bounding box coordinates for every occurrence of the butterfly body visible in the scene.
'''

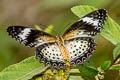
[56,36,70,60]
[7,9,107,69]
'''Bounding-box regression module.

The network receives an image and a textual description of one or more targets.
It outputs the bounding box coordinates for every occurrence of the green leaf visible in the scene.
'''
[110,64,120,70]
[0,56,49,80]
[83,62,97,70]
[71,5,120,45]
[113,43,120,59]
[69,75,84,80]
[44,25,54,34]
[101,60,111,70]
[77,64,98,77]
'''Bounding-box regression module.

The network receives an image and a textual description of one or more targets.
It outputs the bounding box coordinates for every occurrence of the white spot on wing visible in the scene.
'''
[18,28,31,40]
[80,17,99,26]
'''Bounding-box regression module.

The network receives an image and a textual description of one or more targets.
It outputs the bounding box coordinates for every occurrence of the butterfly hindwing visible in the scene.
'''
[65,37,96,65]
[7,26,55,47]
[36,42,66,69]
[63,9,107,39]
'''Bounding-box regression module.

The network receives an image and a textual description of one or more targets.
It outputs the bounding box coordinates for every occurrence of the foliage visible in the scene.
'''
[101,60,111,71]
[0,5,120,80]
[0,56,49,80]
[113,43,120,59]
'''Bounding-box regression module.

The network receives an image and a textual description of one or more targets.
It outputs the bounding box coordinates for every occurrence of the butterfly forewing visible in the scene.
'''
[36,42,66,69]
[63,9,107,39]
[65,37,96,65]
[7,26,56,47]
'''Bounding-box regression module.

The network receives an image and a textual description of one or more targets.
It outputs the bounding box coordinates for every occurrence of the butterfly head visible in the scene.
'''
[56,35,64,45]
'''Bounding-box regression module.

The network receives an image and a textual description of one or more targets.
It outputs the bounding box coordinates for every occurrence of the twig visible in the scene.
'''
[106,54,120,71]
[95,54,120,80]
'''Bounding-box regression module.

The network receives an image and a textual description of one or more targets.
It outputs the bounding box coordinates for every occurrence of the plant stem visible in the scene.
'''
[95,54,120,80]
[106,54,120,71]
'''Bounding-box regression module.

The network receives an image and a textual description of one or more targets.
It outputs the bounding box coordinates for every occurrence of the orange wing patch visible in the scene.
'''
[35,36,56,47]
[63,29,89,40]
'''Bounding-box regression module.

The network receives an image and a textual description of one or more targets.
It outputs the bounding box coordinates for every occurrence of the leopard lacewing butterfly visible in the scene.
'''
[7,9,107,69]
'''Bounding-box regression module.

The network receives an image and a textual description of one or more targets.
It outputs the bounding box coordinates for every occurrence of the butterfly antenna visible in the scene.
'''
[34,23,48,30]
[52,29,58,35]
[60,22,71,35]
[39,23,48,28]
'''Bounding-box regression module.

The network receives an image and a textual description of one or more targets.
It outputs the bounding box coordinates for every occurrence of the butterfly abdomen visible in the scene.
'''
[59,45,70,60]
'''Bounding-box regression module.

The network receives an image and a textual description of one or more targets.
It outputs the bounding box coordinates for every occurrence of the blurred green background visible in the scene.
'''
[0,0,120,79]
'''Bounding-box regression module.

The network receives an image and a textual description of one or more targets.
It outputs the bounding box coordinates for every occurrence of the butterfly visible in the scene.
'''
[7,9,107,69]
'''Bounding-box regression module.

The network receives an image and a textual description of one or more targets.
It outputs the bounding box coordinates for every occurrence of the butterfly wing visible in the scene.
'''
[63,9,107,66]
[63,9,107,39]
[36,42,66,69]
[65,37,96,65]
[7,26,56,47]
